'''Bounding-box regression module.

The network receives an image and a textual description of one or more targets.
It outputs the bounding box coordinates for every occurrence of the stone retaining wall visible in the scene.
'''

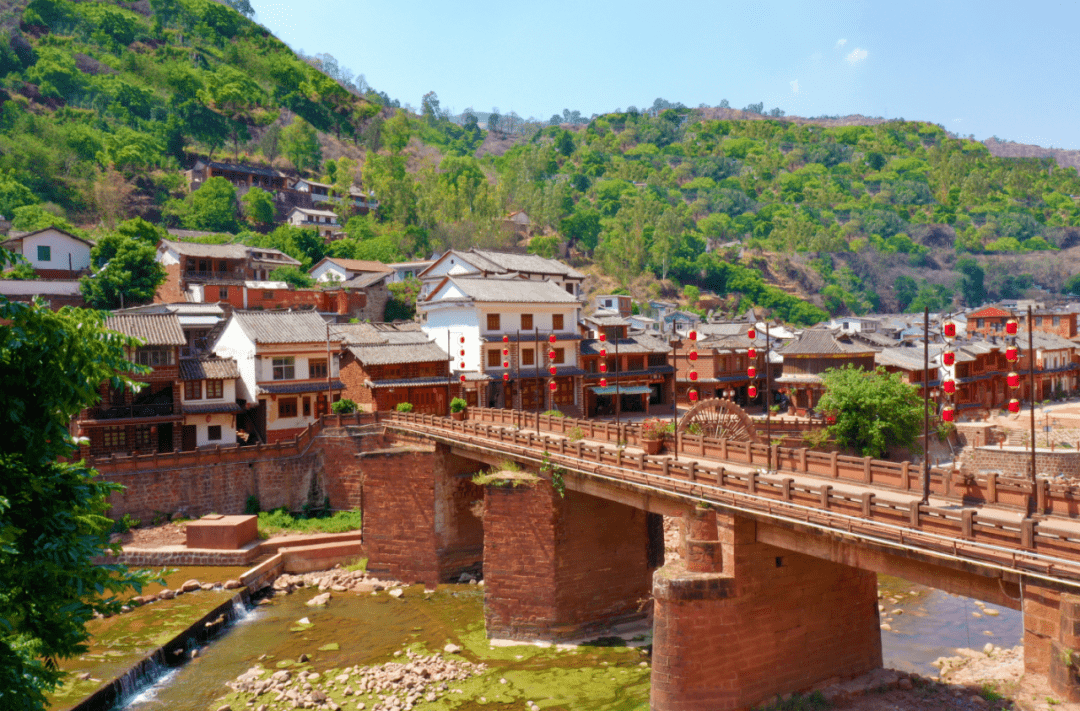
[968,445,1080,479]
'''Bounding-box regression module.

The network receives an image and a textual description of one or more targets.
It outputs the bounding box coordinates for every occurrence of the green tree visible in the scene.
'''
[385,277,421,321]
[116,217,166,245]
[1063,273,1080,296]
[186,176,238,233]
[240,187,276,227]
[10,205,75,233]
[280,118,322,174]
[0,172,38,218]
[269,265,314,288]
[817,365,922,458]
[80,234,166,309]
[956,257,986,307]
[893,275,918,312]
[0,269,154,709]
[527,234,560,259]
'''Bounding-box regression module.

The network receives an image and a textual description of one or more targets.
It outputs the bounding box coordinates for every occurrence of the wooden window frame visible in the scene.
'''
[272,357,295,380]
[207,425,222,441]
[184,380,202,400]
[205,379,224,399]
[278,397,298,418]
[309,359,328,379]
[487,349,502,368]
[553,314,564,331]
[487,313,501,331]
[522,348,535,366]
[521,314,533,330]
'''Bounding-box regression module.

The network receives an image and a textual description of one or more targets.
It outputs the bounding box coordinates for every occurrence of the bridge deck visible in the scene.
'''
[381,411,1080,591]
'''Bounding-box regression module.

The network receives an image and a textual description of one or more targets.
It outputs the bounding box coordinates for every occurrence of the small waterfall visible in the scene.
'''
[70,590,259,711]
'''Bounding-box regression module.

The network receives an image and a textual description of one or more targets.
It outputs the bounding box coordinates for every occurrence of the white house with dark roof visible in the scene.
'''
[211,310,344,444]
[178,356,243,448]
[416,249,585,299]
[286,206,340,240]
[418,275,584,412]
[1,226,93,278]
[309,257,393,284]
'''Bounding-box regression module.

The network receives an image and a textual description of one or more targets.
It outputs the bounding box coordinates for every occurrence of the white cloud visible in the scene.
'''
[790,79,800,94]
[836,39,847,48]
[845,48,868,64]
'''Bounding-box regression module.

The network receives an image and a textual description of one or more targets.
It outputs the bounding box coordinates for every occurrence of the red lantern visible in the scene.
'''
[688,389,699,402]
[747,327,756,340]
[688,330,697,341]
[459,361,465,369]
[503,360,509,368]
[549,381,557,392]
[747,347,757,359]
[548,351,557,361]
[748,385,758,398]
[599,378,607,387]
[747,365,756,379]
[1006,319,1018,336]
[460,336,465,344]
[942,406,955,422]
[549,366,557,376]
[943,322,956,338]
[503,372,510,381]
[943,351,955,367]
[943,379,956,394]
[503,335,509,343]
[459,374,466,382]
[503,348,509,356]
[600,363,607,372]
[459,349,465,356]
[1008,398,1020,414]
[1006,346,1019,362]
[689,371,698,381]
[688,351,698,361]
[600,348,607,357]
[599,333,607,342]
[1008,371,1020,388]
[549,334,557,344]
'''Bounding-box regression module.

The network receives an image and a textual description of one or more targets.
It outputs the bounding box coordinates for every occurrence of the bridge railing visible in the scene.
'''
[382,411,1080,580]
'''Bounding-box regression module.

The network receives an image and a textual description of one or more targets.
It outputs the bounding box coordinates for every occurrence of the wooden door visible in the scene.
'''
[181,425,197,451]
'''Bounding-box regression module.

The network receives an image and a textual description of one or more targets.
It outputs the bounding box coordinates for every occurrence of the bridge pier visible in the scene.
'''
[482,478,656,641]
[651,509,881,711]
[1023,581,1080,701]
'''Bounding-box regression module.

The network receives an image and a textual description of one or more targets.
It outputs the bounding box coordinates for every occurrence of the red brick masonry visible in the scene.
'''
[185,514,258,550]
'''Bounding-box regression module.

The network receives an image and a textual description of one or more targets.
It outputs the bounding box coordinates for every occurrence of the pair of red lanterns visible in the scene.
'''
[686,329,699,402]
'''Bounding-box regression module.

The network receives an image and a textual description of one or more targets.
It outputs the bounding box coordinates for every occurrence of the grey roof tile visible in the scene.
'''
[232,310,343,344]
[105,313,186,346]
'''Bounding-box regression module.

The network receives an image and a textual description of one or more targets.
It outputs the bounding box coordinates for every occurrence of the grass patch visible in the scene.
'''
[980,683,1005,702]
[257,508,363,536]
[344,557,368,573]
[755,691,830,710]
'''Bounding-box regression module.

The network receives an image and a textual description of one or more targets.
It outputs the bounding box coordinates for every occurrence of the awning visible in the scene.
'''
[590,385,653,396]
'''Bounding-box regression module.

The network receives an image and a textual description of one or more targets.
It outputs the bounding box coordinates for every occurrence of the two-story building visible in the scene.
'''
[2,226,93,278]
[417,249,585,299]
[212,310,344,444]
[179,356,244,449]
[286,207,340,240]
[155,240,302,302]
[74,313,186,456]
[671,323,779,410]
[579,316,672,417]
[776,329,877,416]
[290,178,375,212]
[418,276,583,412]
[591,294,632,318]
[184,160,290,193]
[336,322,450,414]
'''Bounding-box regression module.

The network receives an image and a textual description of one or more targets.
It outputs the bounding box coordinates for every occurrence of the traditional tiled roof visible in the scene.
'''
[340,272,390,289]
[968,306,1013,319]
[231,310,343,344]
[580,334,668,355]
[289,207,338,219]
[2,226,95,249]
[106,313,186,346]
[779,329,876,356]
[179,357,240,381]
[876,344,944,371]
[586,311,630,326]
[348,341,448,365]
[465,249,585,279]
[159,239,248,259]
[434,277,580,304]
[367,376,449,389]
[323,258,393,273]
[257,380,344,395]
[333,322,425,345]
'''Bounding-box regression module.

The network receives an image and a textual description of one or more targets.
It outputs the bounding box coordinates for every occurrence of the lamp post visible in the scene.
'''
[1028,305,1037,513]
[921,306,930,504]
[671,330,679,461]
[615,329,621,430]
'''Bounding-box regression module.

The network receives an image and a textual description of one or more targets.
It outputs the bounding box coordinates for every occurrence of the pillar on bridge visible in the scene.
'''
[1022,581,1080,702]
[482,476,656,641]
[651,510,882,711]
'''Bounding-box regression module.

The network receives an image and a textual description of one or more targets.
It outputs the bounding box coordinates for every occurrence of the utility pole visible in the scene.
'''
[921,306,930,504]
[1028,305,1037,515]
[326,321,333,419]
[672,331,679,461]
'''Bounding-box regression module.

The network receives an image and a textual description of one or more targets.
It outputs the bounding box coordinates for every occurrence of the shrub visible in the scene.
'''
[640,419,673,439]
[450,397,468,413]
[542,409,564,417]
[244,495,261,515]
[568,426,585,442]
[395,402,414,412]
[332,398,357,414]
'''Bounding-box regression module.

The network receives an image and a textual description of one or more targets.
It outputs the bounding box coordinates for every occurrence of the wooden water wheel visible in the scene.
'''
[678,398,759,442]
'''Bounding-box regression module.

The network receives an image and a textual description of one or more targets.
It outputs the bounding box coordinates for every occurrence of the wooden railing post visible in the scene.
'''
[864,456,873,484]
[830,451,839,478]
[987,472,998,504]
[820,484,832,509]
[799,447,808,473]
[909,501,920,528]
[861,492,874,517]
[961,509,974,539]
[901,461,910,490]
[748,470,757,495]
[782,478,793,501]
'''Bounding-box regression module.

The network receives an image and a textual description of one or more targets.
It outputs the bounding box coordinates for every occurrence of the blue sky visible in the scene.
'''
[253,1,1080,149]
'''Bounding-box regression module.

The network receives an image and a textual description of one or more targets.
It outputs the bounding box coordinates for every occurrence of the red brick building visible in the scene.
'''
[670,324,780,410]
[777,330,877,416]
[336,323,450,414]
[579,318,672,417]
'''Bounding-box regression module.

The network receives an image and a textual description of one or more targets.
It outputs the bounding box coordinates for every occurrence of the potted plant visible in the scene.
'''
[450,397,468,421]
[640,419,667,455]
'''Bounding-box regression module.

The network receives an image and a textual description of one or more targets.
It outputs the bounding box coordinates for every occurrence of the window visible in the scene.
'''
[218,261,228,273]
[37,245,51,262]
[103,426,125,448]
[565,283,575,294]
[206,379,224,399]
[553,314,564,331]
[1055,316,1061,326]
[207,425,222,441]
[184,381,202,400]
[553,348,565,364]
[136,347,174,367]
[303,397,311,417]
[135,425,153,448]
[309,359,328,379]
[521,314,533,330]
[487,350,502,368]
[977,319,984,329]
[487,313,501,331]
[278,398,298,418]
[218,286,229,300]
[522,348,535,366]
[272,357,295,380]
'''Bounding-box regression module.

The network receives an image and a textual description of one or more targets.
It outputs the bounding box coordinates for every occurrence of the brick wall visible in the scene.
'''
[155,263,185,303]
[968,446,1080,479]
[651,513,881,711]
[1023,581,1080,700]
[484,481,653,641]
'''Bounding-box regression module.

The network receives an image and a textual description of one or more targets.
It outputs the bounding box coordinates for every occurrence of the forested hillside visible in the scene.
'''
[3,0,1080,323]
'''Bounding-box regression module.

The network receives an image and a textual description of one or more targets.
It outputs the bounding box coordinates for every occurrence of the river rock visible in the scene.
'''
[389,588,404,598]
[224,579,242,590]
[159,588,176,600]
[307,593,332,606]
[201,583,216,591]
[898,677,913,690]
[444,644,461,654]
[181,579,201,593]
[298,653,310,663]
[216,705,231,711]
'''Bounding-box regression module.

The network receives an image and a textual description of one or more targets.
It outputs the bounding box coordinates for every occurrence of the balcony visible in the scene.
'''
[89,402,178,420]
[184,269,247,281]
